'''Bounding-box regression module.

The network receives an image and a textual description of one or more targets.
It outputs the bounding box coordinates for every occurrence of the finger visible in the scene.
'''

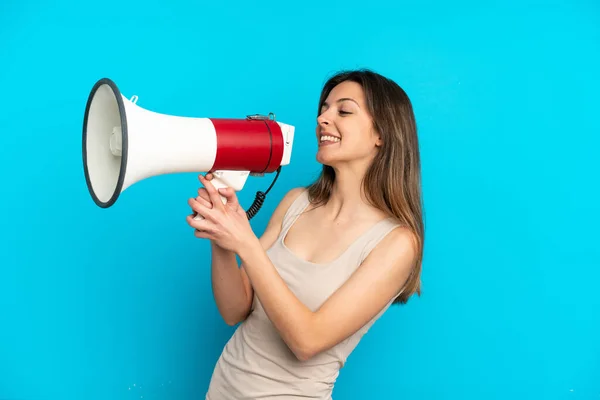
[186,214,214,232]
[199,172,214,181]
[187,213,206,225]
[199,174,225,211]
[188,197,215,221]
[195,192,213,209]
[197,193,212,207]
[194,229,213,240]
[218,187,240,208]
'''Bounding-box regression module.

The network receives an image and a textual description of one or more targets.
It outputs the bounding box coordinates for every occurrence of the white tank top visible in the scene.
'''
[206,189,401,399]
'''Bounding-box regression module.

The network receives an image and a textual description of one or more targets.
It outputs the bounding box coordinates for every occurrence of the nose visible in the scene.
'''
[317,111,330,127]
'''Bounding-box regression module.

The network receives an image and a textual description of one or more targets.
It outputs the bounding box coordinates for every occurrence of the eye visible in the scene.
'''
[339,110,352,116]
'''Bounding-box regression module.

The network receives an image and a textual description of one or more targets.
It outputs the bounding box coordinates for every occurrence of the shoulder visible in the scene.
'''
[271,187,306,223]
[381,225,417,259]
[256,187,306,249]
[378,224,417,260]
[360,224,417,284]
[279,187,307,208]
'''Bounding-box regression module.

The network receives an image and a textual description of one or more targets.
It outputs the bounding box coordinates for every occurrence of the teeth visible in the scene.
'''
[320,135,340,142]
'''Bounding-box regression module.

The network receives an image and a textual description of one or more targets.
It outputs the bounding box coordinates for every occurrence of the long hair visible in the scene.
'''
[306,69,425,304]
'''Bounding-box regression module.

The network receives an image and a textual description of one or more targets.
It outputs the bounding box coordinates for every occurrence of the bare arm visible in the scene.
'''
[236,198,417,360]
[189,181,414,361]
[207,187,305,326]
[209,242,251,326]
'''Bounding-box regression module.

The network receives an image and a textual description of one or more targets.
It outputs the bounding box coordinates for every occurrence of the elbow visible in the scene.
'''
[293,349,315,362]
[223,316,241,326]
[223,310,250,326]
[220,299,252,326]
[288,316,326,361]
[290,339,321,362]
[222,307,251,326]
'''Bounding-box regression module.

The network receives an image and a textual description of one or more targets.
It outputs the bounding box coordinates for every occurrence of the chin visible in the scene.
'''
[316,144,352,167]
[315,153,338,167]
[315,154,327,165]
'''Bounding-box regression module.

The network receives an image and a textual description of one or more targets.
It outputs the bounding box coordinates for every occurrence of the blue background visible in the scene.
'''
[1,0,599,399]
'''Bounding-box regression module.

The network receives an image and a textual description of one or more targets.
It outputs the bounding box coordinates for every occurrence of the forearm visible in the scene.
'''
[237,239,317,360]
[211,242,252,325]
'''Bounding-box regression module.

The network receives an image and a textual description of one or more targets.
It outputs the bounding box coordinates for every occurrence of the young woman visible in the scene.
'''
[187,69,425,399]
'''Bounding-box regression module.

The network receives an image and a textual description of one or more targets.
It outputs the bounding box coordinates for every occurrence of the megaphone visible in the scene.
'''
[82,77,295,220]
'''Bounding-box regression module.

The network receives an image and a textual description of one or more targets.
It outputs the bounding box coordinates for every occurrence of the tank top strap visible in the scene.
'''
[280,188,311,234]
[354,217,403,265]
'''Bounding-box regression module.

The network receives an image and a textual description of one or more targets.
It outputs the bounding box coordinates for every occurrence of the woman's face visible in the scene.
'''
[315,80,381,167]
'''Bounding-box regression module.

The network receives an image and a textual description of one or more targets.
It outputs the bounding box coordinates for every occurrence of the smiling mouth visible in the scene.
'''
[319,135,341,143]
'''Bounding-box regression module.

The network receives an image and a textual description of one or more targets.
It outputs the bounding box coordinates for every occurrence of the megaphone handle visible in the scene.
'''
[193,171,249,221]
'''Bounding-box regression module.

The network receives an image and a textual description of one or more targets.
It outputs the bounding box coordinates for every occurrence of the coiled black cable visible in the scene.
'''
[245,166,282,220]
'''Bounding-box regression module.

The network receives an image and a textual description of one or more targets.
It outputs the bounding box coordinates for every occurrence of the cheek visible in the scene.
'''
[344,131,380,156]
[340,125,372,146]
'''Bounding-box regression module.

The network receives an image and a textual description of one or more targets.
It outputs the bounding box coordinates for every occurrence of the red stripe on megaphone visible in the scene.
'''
[209,118,284,173]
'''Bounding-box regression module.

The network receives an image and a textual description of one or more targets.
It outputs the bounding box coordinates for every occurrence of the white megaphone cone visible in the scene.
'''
[82,77,295,220]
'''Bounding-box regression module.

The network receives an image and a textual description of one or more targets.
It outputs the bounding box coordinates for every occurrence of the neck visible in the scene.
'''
[321,162,375,222]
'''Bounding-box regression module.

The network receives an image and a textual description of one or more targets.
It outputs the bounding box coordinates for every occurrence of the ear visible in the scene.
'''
[371,127,383,147]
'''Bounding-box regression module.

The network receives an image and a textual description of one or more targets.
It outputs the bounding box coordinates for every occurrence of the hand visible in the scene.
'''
[193,172,216,211]
[186,173,258,254]
[190,173,228,252]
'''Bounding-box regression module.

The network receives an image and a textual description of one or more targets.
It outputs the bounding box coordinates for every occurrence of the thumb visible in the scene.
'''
[218,187,239,207]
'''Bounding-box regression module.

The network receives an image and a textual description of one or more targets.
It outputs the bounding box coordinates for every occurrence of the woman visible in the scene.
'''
[187,68,425,399]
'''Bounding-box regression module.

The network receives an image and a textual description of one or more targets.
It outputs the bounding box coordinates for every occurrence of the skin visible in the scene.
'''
[186,80,417,361]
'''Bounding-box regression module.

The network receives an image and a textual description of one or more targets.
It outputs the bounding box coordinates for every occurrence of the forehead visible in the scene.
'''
[324,80,365,105]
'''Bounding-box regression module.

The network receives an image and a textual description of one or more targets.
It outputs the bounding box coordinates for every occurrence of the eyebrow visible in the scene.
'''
[322,97,360,107]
